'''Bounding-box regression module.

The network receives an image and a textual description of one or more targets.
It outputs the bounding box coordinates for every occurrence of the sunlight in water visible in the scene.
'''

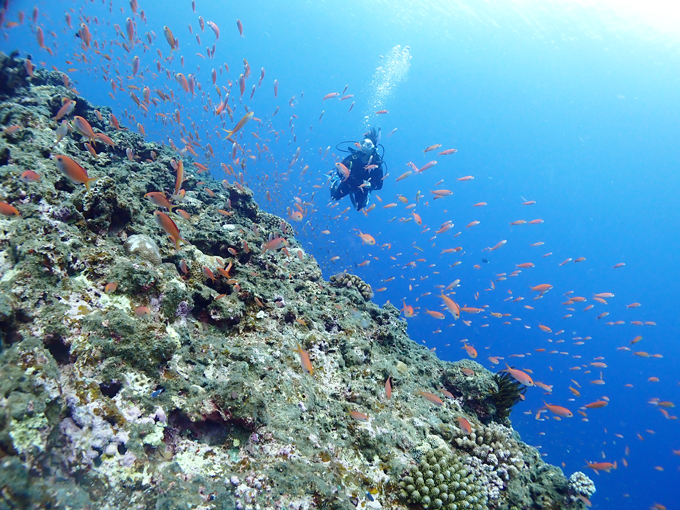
[569,0,680,36]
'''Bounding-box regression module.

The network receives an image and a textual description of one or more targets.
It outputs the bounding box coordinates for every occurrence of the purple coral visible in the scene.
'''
[176,300,192,319]
[52,206,72,222]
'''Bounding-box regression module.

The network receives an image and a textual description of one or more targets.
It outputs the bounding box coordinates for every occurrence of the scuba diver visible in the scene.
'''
[330,127,385,211]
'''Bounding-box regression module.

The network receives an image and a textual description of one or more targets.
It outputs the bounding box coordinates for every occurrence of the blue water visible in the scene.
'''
[3,0,679,507]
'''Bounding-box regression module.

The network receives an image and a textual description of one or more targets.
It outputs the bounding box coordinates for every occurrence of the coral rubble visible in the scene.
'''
[0,52,592,509]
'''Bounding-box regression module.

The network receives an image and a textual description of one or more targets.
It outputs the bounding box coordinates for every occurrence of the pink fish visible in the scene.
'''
[419,161,437,173]
[262,236,287,252]
[207,21,220,39]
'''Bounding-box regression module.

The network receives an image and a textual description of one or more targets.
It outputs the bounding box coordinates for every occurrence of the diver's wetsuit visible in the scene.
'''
[330,150,384,211]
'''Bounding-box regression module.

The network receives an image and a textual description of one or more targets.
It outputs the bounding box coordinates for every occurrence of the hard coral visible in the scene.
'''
[450,421,525,504]
[568,471,595,503]
[330,272,374,301]
[399,446,488,509]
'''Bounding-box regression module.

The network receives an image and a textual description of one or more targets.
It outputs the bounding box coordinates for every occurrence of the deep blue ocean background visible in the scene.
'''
[2,0,679,507]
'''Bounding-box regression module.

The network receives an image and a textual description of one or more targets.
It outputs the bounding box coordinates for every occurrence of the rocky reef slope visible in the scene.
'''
[0,52,593,510]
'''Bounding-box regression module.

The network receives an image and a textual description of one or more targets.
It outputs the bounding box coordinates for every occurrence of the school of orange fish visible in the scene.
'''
[0,0,677,506]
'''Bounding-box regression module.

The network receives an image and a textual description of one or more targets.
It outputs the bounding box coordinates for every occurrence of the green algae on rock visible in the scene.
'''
[0,52,593,509]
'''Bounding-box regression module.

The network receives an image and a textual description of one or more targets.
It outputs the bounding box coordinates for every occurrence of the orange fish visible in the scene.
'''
[53,155,100,191]
[425,309,445,320]
[54,99,76,120]
[356,231,376,245]
[72,116,96,142]
[543,401,573,418]
[293,344,313,375]
[534,381,553,393]
[145,192,179,211]
[0,201,20,217]
[349,410,369,422]
[504,364,534,386]
[457,417,472,434]
[462,343,477,358]
[585,461,617,473]
[460,307,483,314]
[93,133,115,147]
[584,401,608,409]
[430,189,453,197]
[385,377,392,399]
[402,300,414,318]
[104,282,118,293]
[134,306,152,318]
[262,236,287,251]
[154,211,187,251]
[418,390,443,406]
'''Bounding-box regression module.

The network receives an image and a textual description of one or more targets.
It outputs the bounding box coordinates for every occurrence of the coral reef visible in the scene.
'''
[567,472,596,504]
[330,272,374,301]
[0,52,590,509]
[450,421,525,504]
[399,446,487,509]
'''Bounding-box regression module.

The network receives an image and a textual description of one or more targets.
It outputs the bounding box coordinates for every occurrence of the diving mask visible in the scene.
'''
[361,138,375,153]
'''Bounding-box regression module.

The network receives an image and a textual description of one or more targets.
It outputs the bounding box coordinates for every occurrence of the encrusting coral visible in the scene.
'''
[0,52,592,510]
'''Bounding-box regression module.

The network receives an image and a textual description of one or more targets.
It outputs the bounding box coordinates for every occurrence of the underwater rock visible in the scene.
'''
[0,53,589,509]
